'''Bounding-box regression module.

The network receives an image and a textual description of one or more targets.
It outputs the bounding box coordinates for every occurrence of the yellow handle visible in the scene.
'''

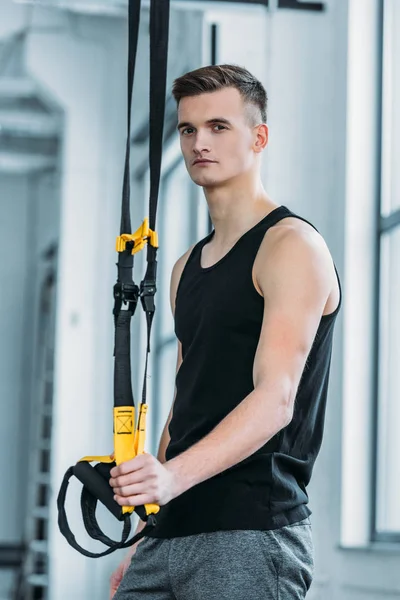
[81,405,160,518]
[113,406,136,465]
[114,405,159,517]
[79,455,114,463]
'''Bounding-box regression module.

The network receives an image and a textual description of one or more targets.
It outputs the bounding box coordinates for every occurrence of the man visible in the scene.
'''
[109,64,341,599]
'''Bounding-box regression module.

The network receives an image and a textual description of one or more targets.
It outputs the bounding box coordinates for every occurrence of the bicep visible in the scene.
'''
[253,229,332,412]
[253,295,322,402]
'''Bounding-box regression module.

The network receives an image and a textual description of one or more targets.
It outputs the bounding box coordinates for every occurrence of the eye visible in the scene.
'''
[213,124,227,132]
[181,127,194,136]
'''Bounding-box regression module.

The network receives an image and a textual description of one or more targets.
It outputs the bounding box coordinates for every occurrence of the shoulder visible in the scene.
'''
[263,216,329,256]
[254,216,334,298]
[170,243,197,314]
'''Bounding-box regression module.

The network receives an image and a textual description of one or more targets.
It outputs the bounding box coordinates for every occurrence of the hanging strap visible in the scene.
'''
[113,0,142,319]
[114,0,171,409]
[57,0,171,558]
[57,466,156,559]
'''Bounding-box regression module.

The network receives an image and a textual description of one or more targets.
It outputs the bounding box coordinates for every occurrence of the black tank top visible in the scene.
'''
[148,205,342,538]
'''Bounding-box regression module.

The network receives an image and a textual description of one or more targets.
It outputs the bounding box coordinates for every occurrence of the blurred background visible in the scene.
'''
[0,0,399,598]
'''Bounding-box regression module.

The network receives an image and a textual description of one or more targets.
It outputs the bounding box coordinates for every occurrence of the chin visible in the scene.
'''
[190,173,224,188]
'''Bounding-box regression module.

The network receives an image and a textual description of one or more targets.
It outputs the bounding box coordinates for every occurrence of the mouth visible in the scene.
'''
[192,159,216,166]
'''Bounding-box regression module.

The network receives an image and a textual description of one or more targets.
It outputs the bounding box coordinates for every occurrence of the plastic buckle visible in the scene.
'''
[113,282,139,314]
[140,279,156,313]
[116,219,159,256]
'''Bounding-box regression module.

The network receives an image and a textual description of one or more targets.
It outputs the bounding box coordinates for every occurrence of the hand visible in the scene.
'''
[110,554,131,599]
[109,454,179,507]
[109,518,147,599]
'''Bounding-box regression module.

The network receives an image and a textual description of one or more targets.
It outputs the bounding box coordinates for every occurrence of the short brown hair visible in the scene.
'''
[172,64,268,124]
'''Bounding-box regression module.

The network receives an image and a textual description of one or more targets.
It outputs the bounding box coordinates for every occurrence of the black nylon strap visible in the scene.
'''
[114,309,135,408]
[116,0,142,304]
[58,0,171,558]
[57,466,156,558]
[120,0,141,238]
[148,0,170,234]
[115,0,170,408]
[81,484,131,548]
[57,467,128,558]
[139,0,170,405]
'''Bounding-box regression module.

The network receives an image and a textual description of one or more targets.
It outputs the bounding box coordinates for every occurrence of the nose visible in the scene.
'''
[192,129,211,156]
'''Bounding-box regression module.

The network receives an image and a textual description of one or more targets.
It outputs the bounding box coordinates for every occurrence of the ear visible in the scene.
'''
[254,124,269,153]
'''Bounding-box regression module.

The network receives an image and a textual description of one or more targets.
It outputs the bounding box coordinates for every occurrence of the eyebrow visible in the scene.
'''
[177,117,232,131]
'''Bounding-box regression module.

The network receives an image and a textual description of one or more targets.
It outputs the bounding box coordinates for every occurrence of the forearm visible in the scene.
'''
[165,384,292,497]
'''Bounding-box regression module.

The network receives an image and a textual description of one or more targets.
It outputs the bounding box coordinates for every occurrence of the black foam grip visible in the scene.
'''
[73,462,123,521]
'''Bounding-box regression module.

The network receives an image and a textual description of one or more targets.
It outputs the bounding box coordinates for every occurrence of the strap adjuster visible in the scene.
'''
[116,218,159,256]
[113,282,139,315]
[140,279,156,313]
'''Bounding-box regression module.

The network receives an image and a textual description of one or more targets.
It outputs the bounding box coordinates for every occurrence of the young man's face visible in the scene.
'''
[177,87,266,189]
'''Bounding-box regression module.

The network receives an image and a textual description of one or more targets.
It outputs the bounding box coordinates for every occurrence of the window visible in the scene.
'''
[373,0,400,542]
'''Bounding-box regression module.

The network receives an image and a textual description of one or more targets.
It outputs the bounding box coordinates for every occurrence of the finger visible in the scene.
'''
[111,454,150,478]
[114,493,155,507]
[109,470,147,489]
[110,458,135,478]
[113,482,148,498]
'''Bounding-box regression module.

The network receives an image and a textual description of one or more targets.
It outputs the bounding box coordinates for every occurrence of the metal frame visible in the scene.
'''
[277,0,324,10]
[15,0,326,12]
[178,0,325,8]
[371,0,400,545]
[0,544,23,569]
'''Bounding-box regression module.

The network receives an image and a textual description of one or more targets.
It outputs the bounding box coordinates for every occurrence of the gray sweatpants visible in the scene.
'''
[113,517,314,599]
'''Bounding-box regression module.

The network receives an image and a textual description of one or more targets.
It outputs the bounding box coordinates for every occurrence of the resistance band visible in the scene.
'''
[57,0,170,558]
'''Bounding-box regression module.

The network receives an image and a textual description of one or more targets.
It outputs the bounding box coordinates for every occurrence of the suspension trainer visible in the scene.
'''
[57,0,170,558]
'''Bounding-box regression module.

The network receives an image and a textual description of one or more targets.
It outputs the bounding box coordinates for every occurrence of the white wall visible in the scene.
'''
[0,167,60,598]
[0,174,31,543]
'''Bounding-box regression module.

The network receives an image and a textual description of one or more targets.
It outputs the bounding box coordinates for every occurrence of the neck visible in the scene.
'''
[203,176,279,248]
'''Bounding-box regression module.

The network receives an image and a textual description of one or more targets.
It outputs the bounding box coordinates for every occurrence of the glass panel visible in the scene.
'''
[376,226,400,533]
[381,0,400,215]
